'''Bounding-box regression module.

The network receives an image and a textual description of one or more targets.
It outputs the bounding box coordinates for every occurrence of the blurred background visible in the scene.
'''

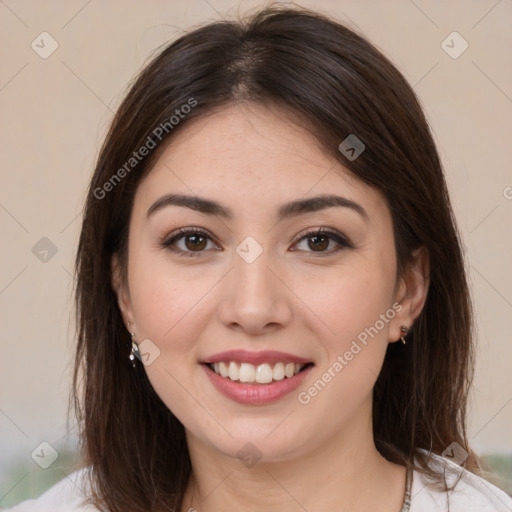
[1,0,511,506]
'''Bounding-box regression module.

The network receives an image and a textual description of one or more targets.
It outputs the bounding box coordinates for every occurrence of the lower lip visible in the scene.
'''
[201,363,314,405]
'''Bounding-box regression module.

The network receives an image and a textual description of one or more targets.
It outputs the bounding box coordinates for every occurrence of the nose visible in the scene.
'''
[216,248,293,335]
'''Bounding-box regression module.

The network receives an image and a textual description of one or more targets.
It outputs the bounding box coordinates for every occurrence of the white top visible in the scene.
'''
[3,453,512,511]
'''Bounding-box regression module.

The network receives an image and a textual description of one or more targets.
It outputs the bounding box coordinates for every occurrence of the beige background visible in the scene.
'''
[1,0,511,499]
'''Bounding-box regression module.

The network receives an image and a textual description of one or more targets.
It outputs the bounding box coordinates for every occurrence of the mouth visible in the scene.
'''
[202,361,315,385]
[199,349,315,404]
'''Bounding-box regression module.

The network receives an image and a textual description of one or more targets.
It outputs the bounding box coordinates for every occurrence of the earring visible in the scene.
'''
[400,325,408,344]
[127,322,140,367]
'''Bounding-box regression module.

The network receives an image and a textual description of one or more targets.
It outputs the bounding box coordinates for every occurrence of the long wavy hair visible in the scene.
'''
[73,6,479,511]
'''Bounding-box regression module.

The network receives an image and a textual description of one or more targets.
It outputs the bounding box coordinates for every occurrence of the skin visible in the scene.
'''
[112,102,429,512]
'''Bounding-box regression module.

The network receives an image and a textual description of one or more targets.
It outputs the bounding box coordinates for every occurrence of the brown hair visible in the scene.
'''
[73,5,479,511]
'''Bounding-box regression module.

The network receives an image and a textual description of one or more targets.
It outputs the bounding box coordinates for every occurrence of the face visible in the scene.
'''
[113,102,424,463]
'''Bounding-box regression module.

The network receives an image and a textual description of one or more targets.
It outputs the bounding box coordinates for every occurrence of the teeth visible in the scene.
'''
[273,362,285,380]
[219,361,229,378]
[239,363,256,382]
[285,362,295,378]
[255,363,273,384]
[210,361,307,383]
[228,361,239,381]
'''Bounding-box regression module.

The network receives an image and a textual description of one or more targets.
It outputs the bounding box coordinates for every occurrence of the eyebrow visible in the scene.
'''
[146,193,368,222]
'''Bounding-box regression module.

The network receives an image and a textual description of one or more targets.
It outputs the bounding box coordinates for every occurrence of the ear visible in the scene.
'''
[389,246,430,343]
[111,252,135,331]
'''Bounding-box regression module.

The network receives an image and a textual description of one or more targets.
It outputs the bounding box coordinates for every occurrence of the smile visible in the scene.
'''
[208,361,311,384]
[201,361,314,405]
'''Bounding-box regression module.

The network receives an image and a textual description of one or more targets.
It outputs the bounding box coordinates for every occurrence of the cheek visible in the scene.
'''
[128,249,220,348]
[126,252,219,422]
[294,268,394,417]
[298,258,395,349]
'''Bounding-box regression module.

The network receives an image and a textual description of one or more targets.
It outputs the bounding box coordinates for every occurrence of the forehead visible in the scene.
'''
[134,102,386,220]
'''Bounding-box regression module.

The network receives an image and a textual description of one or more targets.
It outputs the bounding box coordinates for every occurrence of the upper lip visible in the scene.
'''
[200,350,313,366]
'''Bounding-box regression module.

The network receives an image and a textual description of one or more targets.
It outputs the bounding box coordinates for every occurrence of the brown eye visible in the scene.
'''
[184,233,207,251]
[306,234,330,252]
[293,228,352,254]
[161,228,218,256]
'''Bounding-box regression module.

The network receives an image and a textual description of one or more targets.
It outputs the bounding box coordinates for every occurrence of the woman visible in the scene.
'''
[7,6,512,512]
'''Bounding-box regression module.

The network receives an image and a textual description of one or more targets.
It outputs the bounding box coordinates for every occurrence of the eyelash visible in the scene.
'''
[159,227,352,258]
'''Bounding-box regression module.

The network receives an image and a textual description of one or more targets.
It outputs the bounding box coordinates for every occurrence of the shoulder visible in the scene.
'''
[411,450,512,512]
[2,468,100,512]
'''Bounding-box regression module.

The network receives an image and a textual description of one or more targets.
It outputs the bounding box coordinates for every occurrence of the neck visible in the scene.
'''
[181,403,406,512]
